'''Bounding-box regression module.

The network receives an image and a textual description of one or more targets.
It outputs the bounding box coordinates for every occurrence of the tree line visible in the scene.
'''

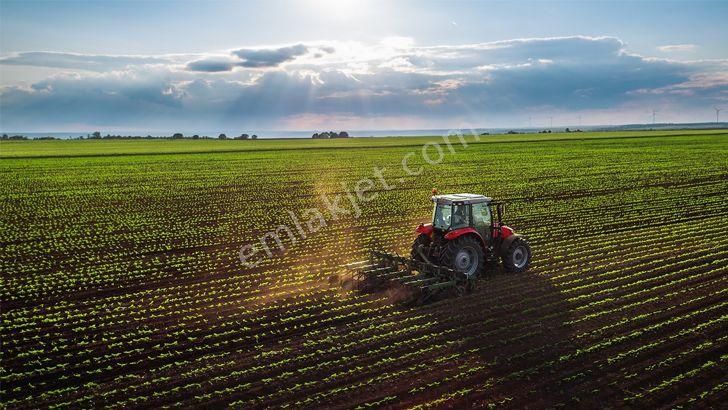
[312,131,349,139]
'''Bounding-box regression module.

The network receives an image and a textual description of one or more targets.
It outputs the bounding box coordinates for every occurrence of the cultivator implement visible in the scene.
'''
[344,250,474,304]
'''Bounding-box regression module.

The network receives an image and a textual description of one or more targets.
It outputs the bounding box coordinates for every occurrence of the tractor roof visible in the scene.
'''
[432,193,491,205]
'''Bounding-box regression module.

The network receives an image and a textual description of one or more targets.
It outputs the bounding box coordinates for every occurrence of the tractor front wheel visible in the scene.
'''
[439,235,484,278]
[502,237,532,273]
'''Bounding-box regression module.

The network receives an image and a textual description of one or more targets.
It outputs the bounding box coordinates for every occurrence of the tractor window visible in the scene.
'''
[433,204,452,230]
[472,203,491,227]
[472,203,491,238]
[450,204,470,229]
[433,203,471,230]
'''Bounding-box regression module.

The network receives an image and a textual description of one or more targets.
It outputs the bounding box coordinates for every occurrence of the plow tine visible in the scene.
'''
[398,276,439,287]
[375,269,412,280]
[361,266,396,275]
[344,260,369,268]
[422,280,457,291]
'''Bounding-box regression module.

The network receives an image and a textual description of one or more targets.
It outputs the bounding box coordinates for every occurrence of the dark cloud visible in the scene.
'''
[231,44,308,68]
[399,36,626,73]
[186,58,235,72]
[186,44,312,72]
[448,55,692,111]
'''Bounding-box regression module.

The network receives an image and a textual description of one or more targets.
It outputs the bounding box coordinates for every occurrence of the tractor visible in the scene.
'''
[411,191,531,276]
[345,191,531,304]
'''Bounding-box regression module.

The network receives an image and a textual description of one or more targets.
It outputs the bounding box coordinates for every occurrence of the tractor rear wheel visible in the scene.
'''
[439,235,484,278]
[502,237,532,273]
[410,234,432,263]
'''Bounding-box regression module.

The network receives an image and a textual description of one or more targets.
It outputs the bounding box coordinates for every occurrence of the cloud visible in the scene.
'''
[186,44,325,72]
[658,44,697,52]
[0,70,186,129]
[405,36,627,73]
[0,51,173,71]
[232,44,308,67]
[1,36,726,130]
[185,57,237,73]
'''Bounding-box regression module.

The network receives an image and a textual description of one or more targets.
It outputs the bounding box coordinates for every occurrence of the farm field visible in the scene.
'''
[1,130,727,408]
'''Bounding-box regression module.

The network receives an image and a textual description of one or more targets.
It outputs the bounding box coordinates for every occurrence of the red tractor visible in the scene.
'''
[346,192,532,303]
[411,192,532,277]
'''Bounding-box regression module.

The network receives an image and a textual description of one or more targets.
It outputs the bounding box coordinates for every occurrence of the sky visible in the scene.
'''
[1,0,727,132]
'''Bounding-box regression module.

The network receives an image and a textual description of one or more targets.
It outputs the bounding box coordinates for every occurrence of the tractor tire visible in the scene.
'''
[410,234,432,263]
[502,236,532,273]
[439,235,485,278]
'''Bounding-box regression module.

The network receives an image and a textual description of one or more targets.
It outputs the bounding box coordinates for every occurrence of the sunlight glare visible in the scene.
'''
[308,0,363,20]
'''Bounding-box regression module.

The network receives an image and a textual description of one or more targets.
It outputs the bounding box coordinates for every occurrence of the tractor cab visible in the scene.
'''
[432,193,493,236]
[430,193,509,241]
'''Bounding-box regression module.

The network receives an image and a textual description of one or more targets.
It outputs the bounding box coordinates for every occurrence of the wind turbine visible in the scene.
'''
[652,109,658,125]
[715,106,722,123]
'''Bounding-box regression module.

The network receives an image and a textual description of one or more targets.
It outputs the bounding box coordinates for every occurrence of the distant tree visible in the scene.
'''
[338,131,349,138]
[565,128,570,133]
[1,134,7,140]
[192,134,200,139]
[312,133,319,139]
[241,133,249,140]
[172,133,184,139]
[218,133,227,140]
[91,131,101,139]
[251,134,258,139]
